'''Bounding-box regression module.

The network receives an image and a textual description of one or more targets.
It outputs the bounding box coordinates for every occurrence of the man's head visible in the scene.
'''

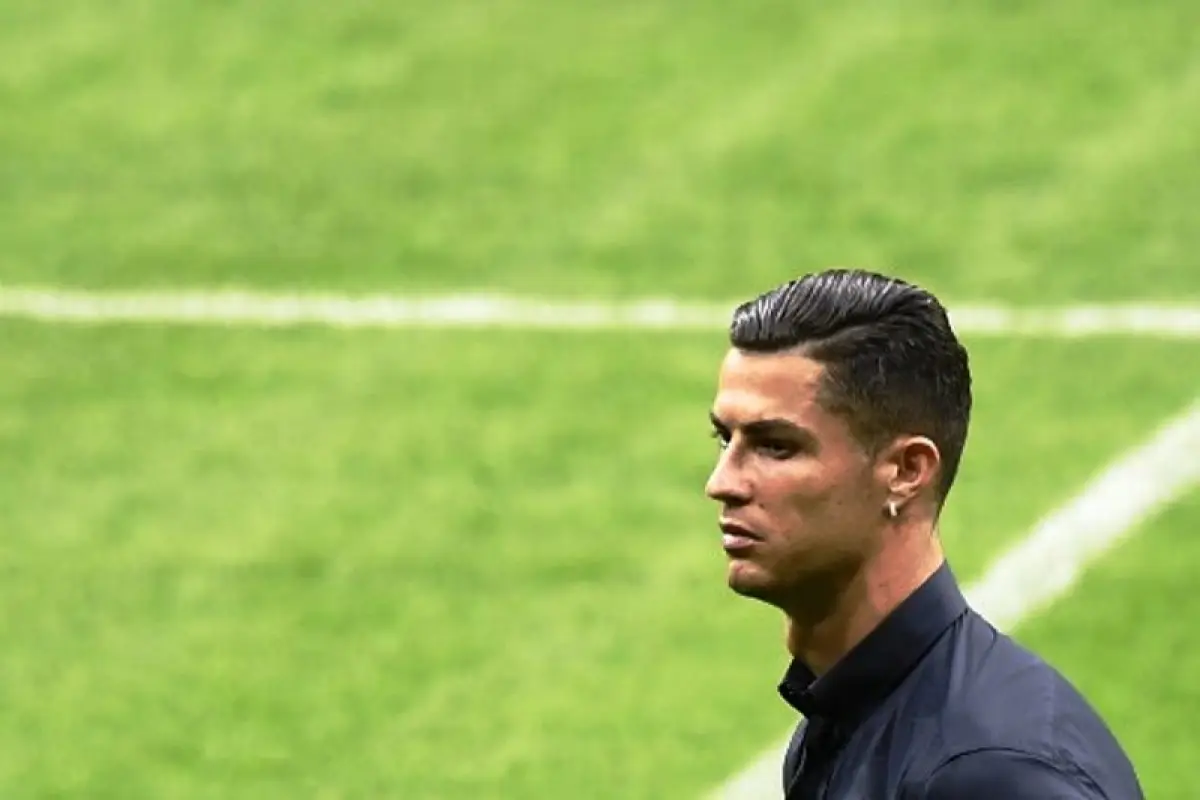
[705,269,972,610]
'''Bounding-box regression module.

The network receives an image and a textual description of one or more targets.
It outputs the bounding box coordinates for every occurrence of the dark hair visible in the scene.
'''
[729,268,972,504]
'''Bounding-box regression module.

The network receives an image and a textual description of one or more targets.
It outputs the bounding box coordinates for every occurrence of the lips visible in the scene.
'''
[720,520,762,553]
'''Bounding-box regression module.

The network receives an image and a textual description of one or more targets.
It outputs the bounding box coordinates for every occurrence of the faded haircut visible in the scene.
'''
[729,268,973,503]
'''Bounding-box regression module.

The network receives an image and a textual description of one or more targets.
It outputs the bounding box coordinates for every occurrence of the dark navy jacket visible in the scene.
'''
[779,562,1144,799]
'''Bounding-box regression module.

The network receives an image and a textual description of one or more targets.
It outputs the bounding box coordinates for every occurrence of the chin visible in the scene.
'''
[726,559,780,603]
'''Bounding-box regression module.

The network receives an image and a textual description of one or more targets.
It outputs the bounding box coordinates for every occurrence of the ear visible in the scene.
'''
[876,435,941,509]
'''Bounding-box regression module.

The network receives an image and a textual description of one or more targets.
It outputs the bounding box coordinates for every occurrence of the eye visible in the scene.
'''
[710,429,730,450]
[758,440,797,460]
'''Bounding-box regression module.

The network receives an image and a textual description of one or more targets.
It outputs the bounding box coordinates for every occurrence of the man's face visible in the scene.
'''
[705,348,889,609]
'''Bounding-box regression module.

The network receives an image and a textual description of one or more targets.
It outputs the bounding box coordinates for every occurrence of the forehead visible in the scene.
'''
[711,347,827,423]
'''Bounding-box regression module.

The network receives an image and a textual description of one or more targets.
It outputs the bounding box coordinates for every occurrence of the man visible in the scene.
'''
[705,269,1143,799]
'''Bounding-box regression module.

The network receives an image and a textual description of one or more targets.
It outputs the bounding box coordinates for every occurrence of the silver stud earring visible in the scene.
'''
[886,500,899,519]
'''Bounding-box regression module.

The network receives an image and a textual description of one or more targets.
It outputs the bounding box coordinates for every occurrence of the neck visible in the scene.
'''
[784,522,944,676]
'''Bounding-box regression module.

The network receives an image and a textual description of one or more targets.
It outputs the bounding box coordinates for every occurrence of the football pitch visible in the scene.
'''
[2,1,1199,798]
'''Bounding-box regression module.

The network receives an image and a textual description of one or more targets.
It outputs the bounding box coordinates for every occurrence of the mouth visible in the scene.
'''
[720,520,762,554]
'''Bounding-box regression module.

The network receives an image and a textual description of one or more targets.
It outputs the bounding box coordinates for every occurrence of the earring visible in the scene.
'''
[886,500,899,519]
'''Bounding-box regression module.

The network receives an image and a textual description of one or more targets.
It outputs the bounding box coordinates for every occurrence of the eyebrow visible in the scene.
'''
[709,412,818,445]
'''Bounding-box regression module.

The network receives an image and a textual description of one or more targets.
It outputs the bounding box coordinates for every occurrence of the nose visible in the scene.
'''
[705,449,752,506]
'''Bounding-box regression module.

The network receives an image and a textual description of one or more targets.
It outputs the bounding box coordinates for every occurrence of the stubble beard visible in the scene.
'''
[727,551,863,627]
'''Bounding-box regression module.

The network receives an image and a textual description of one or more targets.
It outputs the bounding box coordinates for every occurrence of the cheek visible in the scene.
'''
[758,460,841,513]
[761,458,873,521]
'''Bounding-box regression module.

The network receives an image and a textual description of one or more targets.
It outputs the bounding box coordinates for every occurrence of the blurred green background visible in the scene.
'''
[1,1,1197,798]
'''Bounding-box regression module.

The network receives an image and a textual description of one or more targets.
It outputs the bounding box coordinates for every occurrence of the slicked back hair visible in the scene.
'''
[729,269,973,505]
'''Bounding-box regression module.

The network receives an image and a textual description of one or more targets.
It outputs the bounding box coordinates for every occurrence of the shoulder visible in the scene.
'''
[916,748,1109,799]
[910,615,1142,796]
[940,614,1112,745]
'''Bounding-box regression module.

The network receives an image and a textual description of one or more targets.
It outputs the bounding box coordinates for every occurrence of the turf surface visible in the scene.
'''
[0,329,1196,797]
[1,0,1198,797]
[1017,492,1200,800]
[2,1,1199,301]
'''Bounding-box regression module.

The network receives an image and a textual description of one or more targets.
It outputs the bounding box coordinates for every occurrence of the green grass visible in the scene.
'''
[0,327,1196,798]
[1,0,1199,797]
[1016,492,1200,800]
[1,0,1198,301]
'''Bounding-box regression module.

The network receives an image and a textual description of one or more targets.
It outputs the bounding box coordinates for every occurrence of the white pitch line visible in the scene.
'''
[712,399,1200,800]
[0,286,1198,336]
